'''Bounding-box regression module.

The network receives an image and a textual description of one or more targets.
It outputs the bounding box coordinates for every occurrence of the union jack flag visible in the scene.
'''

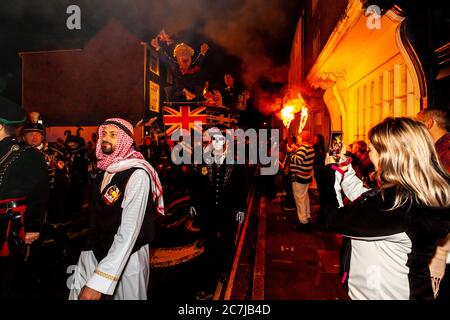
[163,105,207,136]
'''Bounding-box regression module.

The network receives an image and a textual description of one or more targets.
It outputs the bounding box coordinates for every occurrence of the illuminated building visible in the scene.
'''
[288,0,449,145]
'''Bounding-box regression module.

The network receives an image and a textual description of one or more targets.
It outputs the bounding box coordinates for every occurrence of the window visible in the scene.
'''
[149,49,159,76]
[369,80,375,127]
[374,76,382,124]
[149,81,160,113]
[351,63,419,143]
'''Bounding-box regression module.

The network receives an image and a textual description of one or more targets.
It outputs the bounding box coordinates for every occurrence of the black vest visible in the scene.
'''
[88,168,155,261]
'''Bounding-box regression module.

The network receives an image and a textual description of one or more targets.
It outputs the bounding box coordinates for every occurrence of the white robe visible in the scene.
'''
[68,169,151,300]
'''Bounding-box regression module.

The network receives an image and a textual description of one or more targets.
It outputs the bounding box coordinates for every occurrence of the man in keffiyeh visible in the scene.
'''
[69,118,163,300]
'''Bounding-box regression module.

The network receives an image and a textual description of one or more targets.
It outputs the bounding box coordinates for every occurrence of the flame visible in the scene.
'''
[298,107,309,134]
[280,93,309,131]
[281,105,295,128]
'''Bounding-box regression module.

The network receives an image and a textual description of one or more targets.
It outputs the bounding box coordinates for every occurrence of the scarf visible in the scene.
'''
[96,118,164,215]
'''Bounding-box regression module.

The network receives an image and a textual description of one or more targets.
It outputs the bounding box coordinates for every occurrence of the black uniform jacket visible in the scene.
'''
[191,163,248,236]
[0,136,48,232]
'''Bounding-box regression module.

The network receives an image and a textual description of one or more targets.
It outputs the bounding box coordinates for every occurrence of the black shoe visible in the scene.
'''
[195,290,213,300]
[292,223,311,232]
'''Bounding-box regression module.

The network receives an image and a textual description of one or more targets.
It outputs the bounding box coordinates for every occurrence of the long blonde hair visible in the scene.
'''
[368,117,450,209]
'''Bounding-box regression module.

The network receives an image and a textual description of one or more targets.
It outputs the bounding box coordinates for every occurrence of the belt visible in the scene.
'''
[0,197,27,213]
[0,197,27,257]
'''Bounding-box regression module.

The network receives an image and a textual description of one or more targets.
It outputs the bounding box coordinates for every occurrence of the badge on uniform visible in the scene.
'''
[201,166,208,176]
[102,185,122,206]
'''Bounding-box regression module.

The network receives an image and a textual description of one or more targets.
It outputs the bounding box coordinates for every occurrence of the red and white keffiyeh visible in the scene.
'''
[96,118,164,215]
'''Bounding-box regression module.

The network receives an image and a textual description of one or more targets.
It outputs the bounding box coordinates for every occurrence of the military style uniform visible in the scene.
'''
[191,161,248,296]
[0,137,48,298]
[38,143,72,261]
[0,97,49,299]
[43,143,70,223]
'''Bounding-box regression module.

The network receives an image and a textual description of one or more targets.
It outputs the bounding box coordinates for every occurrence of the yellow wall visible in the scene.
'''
[304,1,422,146]
[338,58,420,143]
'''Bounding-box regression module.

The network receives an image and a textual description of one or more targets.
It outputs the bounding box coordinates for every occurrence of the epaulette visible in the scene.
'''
[0,144,31,191]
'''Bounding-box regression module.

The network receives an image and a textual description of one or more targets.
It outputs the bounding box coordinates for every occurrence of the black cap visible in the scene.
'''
[23,122,45,134]
[0,96,26,125]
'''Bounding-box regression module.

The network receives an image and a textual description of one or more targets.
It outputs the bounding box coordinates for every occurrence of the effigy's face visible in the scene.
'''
[176,50,192,69]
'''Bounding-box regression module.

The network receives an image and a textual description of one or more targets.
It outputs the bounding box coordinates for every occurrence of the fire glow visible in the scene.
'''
[298,107,308,134]
[280,93,309,131]
[281,105,295,128]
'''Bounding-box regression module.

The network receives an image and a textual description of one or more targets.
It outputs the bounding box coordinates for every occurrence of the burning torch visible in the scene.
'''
[281,105,295,129]
[298,107,309,134]
[280,93,309,141]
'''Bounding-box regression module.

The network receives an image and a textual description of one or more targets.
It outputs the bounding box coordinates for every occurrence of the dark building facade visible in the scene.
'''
[19,19,171,144]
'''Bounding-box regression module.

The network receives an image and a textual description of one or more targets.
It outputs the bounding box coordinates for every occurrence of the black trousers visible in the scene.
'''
[314,165,327,225]
[200,227,236,293]
[284,174,295,207]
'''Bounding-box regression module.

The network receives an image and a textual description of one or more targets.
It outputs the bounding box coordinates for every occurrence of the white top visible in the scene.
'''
[335,165,411,299]
[86,169,150,295]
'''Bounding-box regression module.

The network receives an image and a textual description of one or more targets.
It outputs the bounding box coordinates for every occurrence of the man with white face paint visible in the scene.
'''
[190,126,247,300]
[211,131,226,164]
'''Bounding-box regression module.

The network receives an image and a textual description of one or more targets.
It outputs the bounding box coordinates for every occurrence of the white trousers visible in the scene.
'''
[292,182,311,224]
[68,245,150,300]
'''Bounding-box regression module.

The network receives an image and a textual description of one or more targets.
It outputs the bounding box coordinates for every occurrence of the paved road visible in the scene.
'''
[17,189,348,301]
[263,192,349,300]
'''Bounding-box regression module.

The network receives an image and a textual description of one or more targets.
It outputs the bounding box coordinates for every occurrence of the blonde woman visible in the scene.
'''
[322,117,450,300]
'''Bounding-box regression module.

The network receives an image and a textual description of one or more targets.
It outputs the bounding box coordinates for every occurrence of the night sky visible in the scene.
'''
[0,0,302,109]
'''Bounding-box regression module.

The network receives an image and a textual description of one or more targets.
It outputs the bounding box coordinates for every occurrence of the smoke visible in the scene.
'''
[254,87,285,116]
[132,0,299,114]
[201,0,293,86]
[2,0,299,113]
